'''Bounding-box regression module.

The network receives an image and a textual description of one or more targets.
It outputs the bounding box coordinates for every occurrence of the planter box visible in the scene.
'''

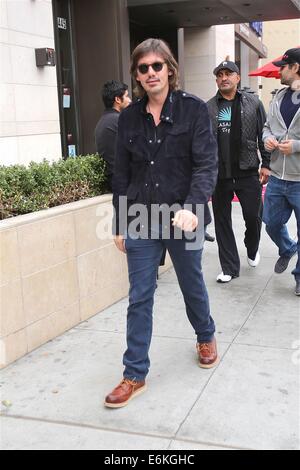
[0,195,172,369]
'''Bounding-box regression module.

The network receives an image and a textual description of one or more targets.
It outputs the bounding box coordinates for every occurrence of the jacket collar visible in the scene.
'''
[216,89,241,101]
[273,87,291,104]
[104,108,119,114]
[272,87,300,125]
[141,90,174,124]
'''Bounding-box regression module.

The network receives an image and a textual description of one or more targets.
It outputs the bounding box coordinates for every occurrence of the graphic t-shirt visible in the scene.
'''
[217,98,234,179]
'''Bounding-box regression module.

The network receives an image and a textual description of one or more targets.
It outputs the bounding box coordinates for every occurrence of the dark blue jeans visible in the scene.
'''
[263,176,300,281]
[123,232,215,381]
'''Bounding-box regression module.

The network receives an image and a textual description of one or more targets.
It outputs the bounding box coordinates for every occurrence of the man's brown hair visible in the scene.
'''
[288,63,300,77]
[130,38,179,98]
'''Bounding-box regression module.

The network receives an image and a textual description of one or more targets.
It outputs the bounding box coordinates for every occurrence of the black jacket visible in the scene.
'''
[95,108,120,183]
[207,90,270,173]
[112,90,218,235]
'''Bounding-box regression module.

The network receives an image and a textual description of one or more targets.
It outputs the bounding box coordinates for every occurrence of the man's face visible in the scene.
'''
[120,90,131,110]
[279,63,299,86]
[216,69,240,94]
[136,52,171,97]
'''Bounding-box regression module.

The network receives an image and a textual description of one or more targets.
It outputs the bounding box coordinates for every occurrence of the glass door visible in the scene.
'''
[52,0,81,158]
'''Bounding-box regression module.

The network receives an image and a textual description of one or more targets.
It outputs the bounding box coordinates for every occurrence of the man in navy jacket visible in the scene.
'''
[104,38,218,408]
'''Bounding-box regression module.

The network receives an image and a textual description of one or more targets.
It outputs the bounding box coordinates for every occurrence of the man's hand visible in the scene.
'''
[278,140,293,156]
[259,167,271,185]
[114,235,126,253]
[172,209,198,232]
[264,137,278,151]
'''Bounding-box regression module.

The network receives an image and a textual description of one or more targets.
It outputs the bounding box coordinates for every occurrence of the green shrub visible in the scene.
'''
[0,155,108,220]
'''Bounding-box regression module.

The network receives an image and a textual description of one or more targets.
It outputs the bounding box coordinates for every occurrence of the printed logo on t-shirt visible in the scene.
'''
[218,106,232,134]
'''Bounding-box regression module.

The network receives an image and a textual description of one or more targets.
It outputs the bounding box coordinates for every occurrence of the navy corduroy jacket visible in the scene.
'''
[112,90,218,235]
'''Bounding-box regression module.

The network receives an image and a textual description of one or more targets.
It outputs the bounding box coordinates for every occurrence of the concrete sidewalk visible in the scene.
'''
[1,204,299,450]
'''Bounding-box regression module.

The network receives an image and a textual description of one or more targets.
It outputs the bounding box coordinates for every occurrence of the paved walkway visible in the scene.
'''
[1,204,299,450]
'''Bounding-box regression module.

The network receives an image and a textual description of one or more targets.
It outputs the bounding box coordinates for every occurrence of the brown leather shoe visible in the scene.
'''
[104,378,146,408]
[196,338,219,369]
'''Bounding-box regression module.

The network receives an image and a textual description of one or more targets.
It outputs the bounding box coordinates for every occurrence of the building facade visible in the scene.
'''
[1,0,299,165]
[0,0,61,166]
[259,19,300,110]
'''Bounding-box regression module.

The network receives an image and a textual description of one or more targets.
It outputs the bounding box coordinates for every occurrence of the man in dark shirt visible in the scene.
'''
[95,80,131,190]
[207,61,270,283]
[104,38,218,409]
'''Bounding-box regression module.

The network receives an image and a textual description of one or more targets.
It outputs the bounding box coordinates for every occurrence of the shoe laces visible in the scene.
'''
[119,378,138,389]
[197,343,211,353]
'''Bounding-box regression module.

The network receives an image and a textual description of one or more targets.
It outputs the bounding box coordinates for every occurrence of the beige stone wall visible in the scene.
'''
[0,195,172,368]
[184,26,217,102]
[184,25,235,102]
[0,0,61,165]
[215,24,235,66]
[249,47,260,94]
[240,41,260,93]
[259,19,300,111]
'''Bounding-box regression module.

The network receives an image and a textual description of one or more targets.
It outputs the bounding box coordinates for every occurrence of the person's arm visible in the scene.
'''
[278,139,300,155]
[292,140,300,153]
[95,117,118,174]
[112,111,131,240]
[174,101,218,231]
[257,100,271,169]
[262,98,299,156]
[185,101,218,206]
[262,101,279,151]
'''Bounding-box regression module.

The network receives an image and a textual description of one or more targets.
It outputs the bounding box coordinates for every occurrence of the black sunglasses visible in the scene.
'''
[137,62,166,74]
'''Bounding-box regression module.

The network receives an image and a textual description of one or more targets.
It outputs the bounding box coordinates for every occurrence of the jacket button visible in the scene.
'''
[166,117,170,120]
[145,183,148,187]
[149,140,152,143]
[155,183,159,187]
[157,139,161,144]
[150,161,154,165]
